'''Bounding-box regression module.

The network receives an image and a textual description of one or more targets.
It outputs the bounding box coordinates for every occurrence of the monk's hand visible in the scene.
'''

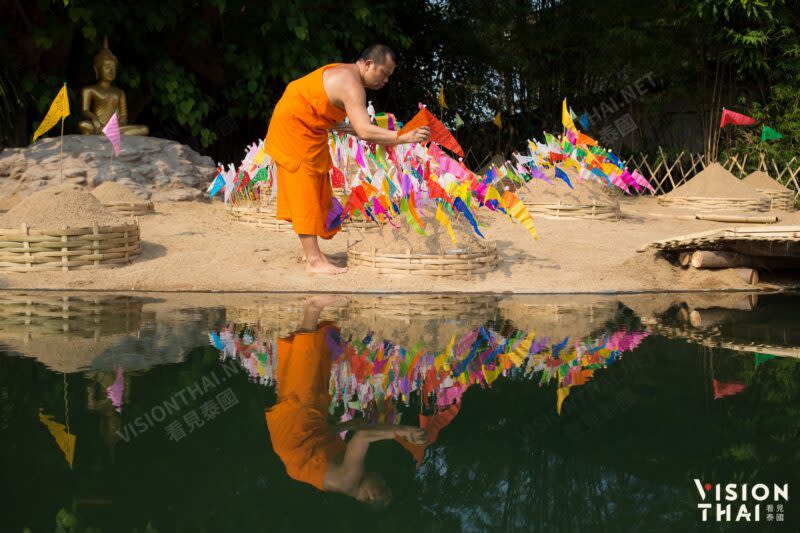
[398,126,431,144]
[394,426,428,445]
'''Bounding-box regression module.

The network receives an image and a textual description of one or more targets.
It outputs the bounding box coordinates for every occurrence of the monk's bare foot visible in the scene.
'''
[306,256,348,275]
[301,252,340,264]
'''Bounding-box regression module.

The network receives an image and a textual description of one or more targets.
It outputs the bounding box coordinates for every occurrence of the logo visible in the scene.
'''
[694,479,789,523]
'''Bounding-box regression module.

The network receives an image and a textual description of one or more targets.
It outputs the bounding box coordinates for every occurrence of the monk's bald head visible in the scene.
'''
[357,44,396,90]
[358,44,396,65]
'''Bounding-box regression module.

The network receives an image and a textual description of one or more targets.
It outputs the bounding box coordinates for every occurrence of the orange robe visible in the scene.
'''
[265,323,344,491]
[264,64,346,238]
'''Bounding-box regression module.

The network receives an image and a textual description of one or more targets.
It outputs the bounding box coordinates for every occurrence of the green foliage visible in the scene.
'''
[2,0,798,161]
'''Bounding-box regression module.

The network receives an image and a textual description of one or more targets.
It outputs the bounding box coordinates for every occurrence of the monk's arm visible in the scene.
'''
[341,82,429,145]
[331,121,355,134]
[325,425,424,493]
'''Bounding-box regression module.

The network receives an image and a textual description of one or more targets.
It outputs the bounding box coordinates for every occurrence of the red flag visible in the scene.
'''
[235,171,251,191]
[425,177,452,204]
[549,152,566,163]
[343,185,368,219]
[399,106,465,157]
[713,379,747,400]
[719,108,756,128]
[330,167,345,188]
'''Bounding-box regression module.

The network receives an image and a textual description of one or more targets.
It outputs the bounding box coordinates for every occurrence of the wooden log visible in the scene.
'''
[679,252,692,266]
[690,250,753,269]
[732,268,759,285]
[695,214,778,224]
[689,308,738,328]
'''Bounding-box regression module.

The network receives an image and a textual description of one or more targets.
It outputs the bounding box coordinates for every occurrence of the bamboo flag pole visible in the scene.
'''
[59,112,65,184]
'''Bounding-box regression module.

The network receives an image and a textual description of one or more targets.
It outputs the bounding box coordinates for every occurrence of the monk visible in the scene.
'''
[264,44,431,275]
[265,296,427,505]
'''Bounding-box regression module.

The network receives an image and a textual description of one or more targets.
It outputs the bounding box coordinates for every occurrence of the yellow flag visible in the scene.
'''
[39,408,76,467]
[435,203,457,244]
[484,185,505,209]
[563,157,581,171]
[33,84,70,142]
[253,144,268,165]
[438,86,449,110]
[556,385,571,415]
[562,98,577,132]
[507,332,536,367]
[508,200,538,240]
[375,114,389,128]
[493,112,502,129]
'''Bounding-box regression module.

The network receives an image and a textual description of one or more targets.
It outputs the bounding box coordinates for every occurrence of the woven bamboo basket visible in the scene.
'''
[226,202,293,232]
[341,216,382,234]
[657,196,770,212]
[0,222,141,272]
[0,292,143,337]
[347,242,499,277]
[754,189,795,212]
[523,199,621,220]
[347,294,498,321]
[101,200,154,216]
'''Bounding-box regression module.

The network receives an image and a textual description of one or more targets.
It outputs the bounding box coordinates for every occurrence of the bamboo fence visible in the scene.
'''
[348,242,499,277]
[0,222,141,272]
[626,149,800,207]
[522,199,621,220]
[656,195,770,212]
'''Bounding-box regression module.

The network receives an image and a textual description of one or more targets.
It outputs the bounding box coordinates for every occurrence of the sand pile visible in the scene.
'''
[0,184,125,229]
[666,163,765,199]
[349,214,488,255]
[91,181,148,203]
[742,170,791,192]
[523,173,617,205]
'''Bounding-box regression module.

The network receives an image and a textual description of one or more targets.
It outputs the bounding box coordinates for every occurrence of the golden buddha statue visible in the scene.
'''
[78,37,149,136]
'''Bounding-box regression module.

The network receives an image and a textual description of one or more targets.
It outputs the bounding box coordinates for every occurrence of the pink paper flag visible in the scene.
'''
[106,366,125,412]
[102,111,121,157]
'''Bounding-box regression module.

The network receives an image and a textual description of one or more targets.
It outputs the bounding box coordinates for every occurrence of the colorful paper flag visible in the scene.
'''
[562,98,577,132]
[719,108,756,128]
[493,112,502,129]
[438,86,449,110]
[102,111,121,156]
[32,83,70,142]
[398,105,465,157]
[761,125,783,142]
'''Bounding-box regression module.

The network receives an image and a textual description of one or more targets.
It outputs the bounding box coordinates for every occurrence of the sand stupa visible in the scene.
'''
[742,171,795,211]
[0,184,141,272]
[347,214,498,277]
[658,162,770,212]
[91,181,154,216]
[520,167,621,219]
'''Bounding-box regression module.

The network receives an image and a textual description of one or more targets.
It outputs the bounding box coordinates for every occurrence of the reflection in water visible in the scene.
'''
[1,291,798,531]
[211,297,650,499]
[264,298,426,505]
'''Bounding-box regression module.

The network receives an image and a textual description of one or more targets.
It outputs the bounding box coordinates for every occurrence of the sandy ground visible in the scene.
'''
[0,196,796,293]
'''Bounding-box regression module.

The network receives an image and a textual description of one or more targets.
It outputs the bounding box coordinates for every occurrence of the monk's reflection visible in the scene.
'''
[265,296,427,505]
